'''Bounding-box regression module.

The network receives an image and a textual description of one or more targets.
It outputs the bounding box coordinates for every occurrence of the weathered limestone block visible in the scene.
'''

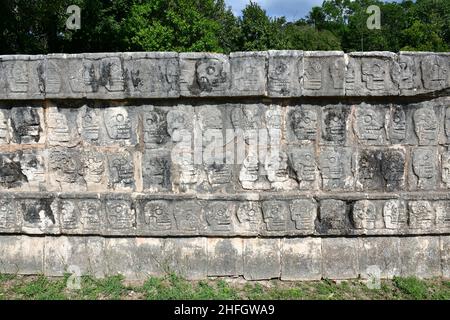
[319,147,354,191]
[207,238,243,277]
[281,238,322,280]
[104,194,136,236]
[396,52,450,96]
[9,105,45,144]
[21,197,59,235]
[180,53,230,97]
[358,237,401,279]
[303,51,345,96]
[45,54,84,99]
[353,103,388,145]
[44,236,107,277]
[122,52,179,98]
[322,237,359,279]
[399,237,441,278]
[441,236,450,278]
[0,55,45,99]
[163,238,208,280]
[0,236,44,274]
[286,105,319,143]
[229,51,267,96]
[316,199,352,235]
[355,148,406,191]
[345,52,399,96]
[288,146,320,190]
[410,147,439,190]
[243,238,281,280]
[141,106,171,149]
[267,50,303,97]
[142,150,171,192]
[320,104,351,145]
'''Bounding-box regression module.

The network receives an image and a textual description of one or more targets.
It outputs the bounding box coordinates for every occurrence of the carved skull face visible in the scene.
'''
[79,200,101,227]
[11,107,40,143]
[242,155,259,180]
[207,161,232,185]
[50,151,81,183]
[104,58,124,92]
[266,151,289,179]
[397,56,415,89]
[48,112,70,142]
[206,203,231,230]
[304,61,322,89]
[357,108,383,141]
[322,151,343,179]
[237,202,260,226]
[262,202,287,231]
[352,200,376,229]
[362,61,386,90]
[144,110,167,145]
[324,110,345,141]
[412,150,434,179]
[199,107,222,130]
[289,200,315,230]
[290,109,317,140]
[381,151,404,182]
[81,108,100,141]
[144,201,171,229]
[111,157,134,185]
[84,153,105,183]
[266,106,282,129]
[9,61,29,92]
[144,157,168,186]
[413,108,438,144]
[422,55,448,90]
[390,107,406,140]
[105,108,131,140]
[409,201,434,229]
[0,200,15,228]
[0,111,8,142]
[383,200,406,229]
[167,110,188,137]
[60,200,77,227]
[196,58,227,92]
[270,60,290,84]
[291,150,315,181]
[107,201,133,228]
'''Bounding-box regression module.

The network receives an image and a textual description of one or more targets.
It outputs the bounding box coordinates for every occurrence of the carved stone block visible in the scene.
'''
[180,53,230,97]
[0,55,45,99]
[10,106,44,144]
[229,51,267,96]
[317,199,351,234]
[353,104,387,145]
[107,152,135,190]
[142,150,171,192]
[303,51,345,96]
[267,50,303,97]
[320,105,350,145]
[319,147,354,191]
[286,105,318,143]
[410,147,438,190]
[288,146,319,190]
[123,52,179,98]
[345,52,399,96]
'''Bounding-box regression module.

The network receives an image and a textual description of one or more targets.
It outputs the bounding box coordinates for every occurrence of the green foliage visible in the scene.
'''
[0,0,448,54]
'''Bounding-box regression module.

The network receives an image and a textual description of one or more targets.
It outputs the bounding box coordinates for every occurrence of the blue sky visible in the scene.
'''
[224,0,402,21]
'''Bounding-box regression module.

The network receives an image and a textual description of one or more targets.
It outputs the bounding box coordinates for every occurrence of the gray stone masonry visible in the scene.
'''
[0,51,449,280]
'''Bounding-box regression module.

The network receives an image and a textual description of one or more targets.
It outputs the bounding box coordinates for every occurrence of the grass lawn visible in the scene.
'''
[0,274,449,300]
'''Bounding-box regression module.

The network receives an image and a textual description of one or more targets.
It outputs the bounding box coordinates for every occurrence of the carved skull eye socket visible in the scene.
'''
[114,205,123,213]
[206,66,216,75]
[333,116,339,122]
[155,207,163,215]
[115,114,125,123]
[329,156,337,163]
[217,210,225,217]
[394,116,401,123]
[305,155,312,161]
[364,114,373,124]
[247,209,255,217]
[275,64,286,74]
[424,155,430,161]
[88,207,95,215]
[84,114,93,123]
[303,117,311,124]
[245,66,253,75]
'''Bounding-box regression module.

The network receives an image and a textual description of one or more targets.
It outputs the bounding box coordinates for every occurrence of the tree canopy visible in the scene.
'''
[0,0,448,54]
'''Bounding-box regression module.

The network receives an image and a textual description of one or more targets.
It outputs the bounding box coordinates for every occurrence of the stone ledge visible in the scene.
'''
[0,52,449,99]
[0,235,445,280]
[1,192,450,237]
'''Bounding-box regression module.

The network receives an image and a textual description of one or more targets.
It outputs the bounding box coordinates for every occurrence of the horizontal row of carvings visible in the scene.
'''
[1,145,450,192]
[0,51,449,99]
[0,193,449,236]
[1,101,450,147]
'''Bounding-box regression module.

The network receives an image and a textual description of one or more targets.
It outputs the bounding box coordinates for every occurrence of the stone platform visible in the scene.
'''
[0,51,449,280]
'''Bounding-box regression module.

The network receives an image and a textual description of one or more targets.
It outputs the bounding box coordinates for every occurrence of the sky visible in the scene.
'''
[224,0,402,22]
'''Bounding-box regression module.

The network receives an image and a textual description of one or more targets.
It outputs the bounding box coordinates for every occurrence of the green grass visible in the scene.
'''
[0,273,449,300]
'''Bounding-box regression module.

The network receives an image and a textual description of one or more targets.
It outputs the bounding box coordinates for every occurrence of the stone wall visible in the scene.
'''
[0,51,449,280]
